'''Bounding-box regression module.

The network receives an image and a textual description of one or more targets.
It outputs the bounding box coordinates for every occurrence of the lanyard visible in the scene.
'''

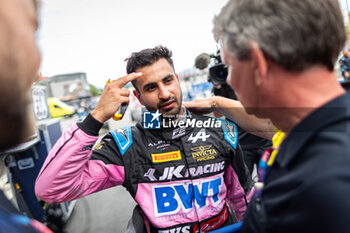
[255,130,285,198]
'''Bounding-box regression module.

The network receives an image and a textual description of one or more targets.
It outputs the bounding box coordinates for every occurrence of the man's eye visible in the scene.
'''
[164,78,172,84]
[146,86,156,92]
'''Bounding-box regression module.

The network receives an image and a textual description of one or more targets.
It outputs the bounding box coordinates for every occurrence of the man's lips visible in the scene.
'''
[160,100,175,110]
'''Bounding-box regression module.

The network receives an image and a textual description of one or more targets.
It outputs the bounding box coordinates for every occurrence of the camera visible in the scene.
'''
[194,50,228,85]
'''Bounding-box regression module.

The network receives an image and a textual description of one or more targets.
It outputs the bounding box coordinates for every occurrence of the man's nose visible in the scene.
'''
[158,84,170,100]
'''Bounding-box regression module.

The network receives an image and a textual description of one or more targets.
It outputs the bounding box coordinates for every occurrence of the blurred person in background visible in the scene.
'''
[339,49,350,80]
[0,0,53,232]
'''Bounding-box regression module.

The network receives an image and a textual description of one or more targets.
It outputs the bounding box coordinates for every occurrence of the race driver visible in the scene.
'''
[35,46,254,233]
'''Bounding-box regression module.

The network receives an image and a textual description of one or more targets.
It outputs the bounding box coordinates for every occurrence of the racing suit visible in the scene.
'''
[35,111,254,233]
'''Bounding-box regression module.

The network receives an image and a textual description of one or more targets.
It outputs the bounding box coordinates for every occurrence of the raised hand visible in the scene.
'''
[91,72,142,123]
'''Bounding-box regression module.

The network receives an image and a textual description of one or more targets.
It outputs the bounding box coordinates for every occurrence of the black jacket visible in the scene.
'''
[243,92,350,233]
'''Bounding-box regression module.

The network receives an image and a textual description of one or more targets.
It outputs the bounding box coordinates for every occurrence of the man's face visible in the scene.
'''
[0,0,41,88]
[221,44,259,115]
[133,58,183,118]
[0,0,41,150]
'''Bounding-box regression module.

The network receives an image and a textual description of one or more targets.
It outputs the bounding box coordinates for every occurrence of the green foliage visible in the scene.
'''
[89,84,102,96]
[36,79,47,86]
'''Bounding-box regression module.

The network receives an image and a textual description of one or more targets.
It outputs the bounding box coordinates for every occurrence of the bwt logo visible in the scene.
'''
[143,110,161,129]
[152,176,223,217]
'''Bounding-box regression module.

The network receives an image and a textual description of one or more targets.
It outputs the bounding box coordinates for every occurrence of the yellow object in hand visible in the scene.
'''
[106,79,127,121]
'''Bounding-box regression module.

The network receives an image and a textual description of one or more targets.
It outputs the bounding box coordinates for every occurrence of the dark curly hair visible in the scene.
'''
[125,46,175,91]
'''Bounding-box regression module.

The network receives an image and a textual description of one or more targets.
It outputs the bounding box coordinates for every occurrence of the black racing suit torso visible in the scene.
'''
[35,112,254,233]
[91,112,254,232]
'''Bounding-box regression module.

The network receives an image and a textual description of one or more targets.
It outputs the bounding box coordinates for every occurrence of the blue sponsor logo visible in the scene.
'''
[143,110,161,129]
[152,177,223,217]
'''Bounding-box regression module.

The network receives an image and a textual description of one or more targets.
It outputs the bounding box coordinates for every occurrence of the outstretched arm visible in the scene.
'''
[184,96,275,139]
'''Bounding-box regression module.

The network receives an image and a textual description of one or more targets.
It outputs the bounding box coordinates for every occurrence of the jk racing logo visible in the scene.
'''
[152,176,224,217]
[144,162,225,182]
[143,110,161,129]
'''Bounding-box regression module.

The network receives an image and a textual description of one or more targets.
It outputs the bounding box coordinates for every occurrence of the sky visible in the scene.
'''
[38,0,229,88]
[38,0,350,88]
[340,0,350,24]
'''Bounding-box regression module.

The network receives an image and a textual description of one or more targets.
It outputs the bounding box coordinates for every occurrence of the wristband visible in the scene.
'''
[211,97,216,111]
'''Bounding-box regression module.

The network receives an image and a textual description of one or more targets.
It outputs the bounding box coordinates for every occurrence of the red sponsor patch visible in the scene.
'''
[193,207,228,233]
[261,148,272,163]
[151,150,181,163]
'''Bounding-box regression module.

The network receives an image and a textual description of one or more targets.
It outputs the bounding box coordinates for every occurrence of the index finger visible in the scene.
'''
[115,72,143,87]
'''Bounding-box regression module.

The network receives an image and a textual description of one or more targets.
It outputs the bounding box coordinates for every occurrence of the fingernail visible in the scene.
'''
[136,72,142,75]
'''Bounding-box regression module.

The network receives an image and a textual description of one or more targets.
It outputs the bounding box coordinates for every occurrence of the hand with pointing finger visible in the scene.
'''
[91,72,142,123]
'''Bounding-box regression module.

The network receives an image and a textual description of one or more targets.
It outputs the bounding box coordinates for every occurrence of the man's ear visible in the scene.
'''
[133,90,143,105]
[249,41,267,86]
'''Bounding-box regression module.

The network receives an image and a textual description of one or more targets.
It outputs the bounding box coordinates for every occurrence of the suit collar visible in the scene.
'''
[277,92,350,167]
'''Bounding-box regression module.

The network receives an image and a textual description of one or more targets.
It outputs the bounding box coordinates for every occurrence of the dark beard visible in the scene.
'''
[158,94,183,119]
[0,80,29,152]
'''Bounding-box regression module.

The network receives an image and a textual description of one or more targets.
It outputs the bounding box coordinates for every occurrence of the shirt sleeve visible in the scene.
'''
[225,143,255,221]
[220,119,255,221]
[35,116,126,203]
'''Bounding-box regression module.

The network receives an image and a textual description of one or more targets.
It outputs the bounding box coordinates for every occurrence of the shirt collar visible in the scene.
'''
[277,92,350,167]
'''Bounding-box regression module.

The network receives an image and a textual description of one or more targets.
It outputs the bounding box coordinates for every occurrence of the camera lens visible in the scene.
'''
[209,63,228,85]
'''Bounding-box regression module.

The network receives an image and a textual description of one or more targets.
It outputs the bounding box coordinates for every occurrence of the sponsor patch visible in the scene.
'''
[193,206,229,233]
[158,226,190,233]
[172,127,186,139]
[159,147,169,151]
[188,129,210,143]
[83,144,94,151]
[110,127,133,156]
[148,140,166,147]
[147,140,170,150]
[92,141,105,151]
[115,128,128,141]
[219,119,238,149]
[191,145,217,161]
[144,161,225,181]
[152,151,182,163]
[152,176,223,217]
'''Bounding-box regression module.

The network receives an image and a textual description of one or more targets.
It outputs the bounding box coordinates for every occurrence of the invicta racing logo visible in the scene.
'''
[191,145,217,161]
